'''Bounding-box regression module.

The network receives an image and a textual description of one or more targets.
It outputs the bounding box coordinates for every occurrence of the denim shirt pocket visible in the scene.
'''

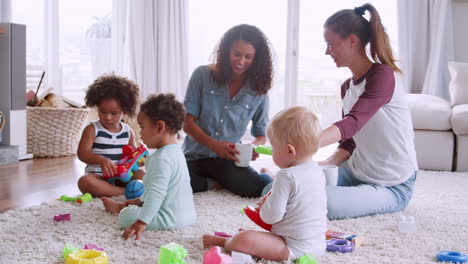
[200,88,223,130]
[231,95,255,132]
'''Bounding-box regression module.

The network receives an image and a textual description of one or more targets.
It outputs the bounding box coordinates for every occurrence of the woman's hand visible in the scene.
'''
[99,157,117,178]
[123,220,147,240]
[251,149,260,161]
[210,141,239,162]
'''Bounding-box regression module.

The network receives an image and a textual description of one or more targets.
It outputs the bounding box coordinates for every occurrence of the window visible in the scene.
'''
[188,0,288,117]
[12,0,112,105]
[297,0,398,128]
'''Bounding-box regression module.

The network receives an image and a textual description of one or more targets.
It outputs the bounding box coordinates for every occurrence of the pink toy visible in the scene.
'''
[243,206,272,231]
[204,246,232,264]
[214,232,232,238]
[83,244,105,251]
[103,144,149,184]
[53,213,71,222]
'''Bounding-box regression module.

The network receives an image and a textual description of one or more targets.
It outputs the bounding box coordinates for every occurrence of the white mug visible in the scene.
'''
[234,143,253,167]
[320,165,338,186]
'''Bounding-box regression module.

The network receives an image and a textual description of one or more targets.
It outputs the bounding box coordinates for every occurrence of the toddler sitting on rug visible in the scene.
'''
[77,73,144,198]
[102,94,197,240]
[203,107,328,261]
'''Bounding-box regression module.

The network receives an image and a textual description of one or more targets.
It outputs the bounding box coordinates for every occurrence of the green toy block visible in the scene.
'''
[158,242,187,264]
[63,243,78,259]
[59,193,93,204]
[255,145,272,155]
[296,253,317,264]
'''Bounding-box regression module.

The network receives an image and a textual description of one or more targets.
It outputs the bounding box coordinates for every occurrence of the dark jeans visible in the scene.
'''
[186,158,272,198]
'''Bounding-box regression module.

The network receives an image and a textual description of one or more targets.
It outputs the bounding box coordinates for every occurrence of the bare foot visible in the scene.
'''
[101,197,125,214]
[260,168,274,178]
[202,234,227,248]
[212,180,223,190]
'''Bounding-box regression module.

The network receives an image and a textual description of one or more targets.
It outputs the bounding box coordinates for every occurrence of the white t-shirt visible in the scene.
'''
[260,161,327,258]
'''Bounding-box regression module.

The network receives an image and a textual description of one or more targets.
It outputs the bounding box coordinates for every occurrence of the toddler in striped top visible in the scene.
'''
[76,73,144,198]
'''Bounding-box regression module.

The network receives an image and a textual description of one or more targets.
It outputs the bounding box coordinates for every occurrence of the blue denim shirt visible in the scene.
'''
[183,65,270,160]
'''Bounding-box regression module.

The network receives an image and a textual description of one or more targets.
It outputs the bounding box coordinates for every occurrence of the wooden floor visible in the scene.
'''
[0,155,85,213]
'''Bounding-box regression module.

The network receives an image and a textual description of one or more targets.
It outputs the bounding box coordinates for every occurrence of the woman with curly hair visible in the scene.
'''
[183,24,273,197]
[77,73,144,197]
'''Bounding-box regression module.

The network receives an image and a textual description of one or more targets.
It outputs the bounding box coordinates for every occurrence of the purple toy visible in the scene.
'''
[214,232,232,238]
[53,213,71,222]
[83,244,105,251]
[326,239,354,253]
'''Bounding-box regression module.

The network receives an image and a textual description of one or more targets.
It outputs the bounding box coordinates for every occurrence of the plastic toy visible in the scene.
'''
[158,242,187,264]
[242,205,272,231]
[125,179,145,199]
[204,246,232,264]
[63,243,79,259]
[436,251,468,263]
[296,254,317,264]
[103,144,149,184]
[66,249,108,264]
[254,145,272,155]
[84,244,105,251]
[326,239,354,253]
[59,193,93,204]
[398,215,416,233]
[53,213,71,222]
[214,232,232,238]
[231,251,252,264]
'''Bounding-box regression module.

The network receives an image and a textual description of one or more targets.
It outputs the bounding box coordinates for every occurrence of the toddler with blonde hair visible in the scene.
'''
[203,106,327,261]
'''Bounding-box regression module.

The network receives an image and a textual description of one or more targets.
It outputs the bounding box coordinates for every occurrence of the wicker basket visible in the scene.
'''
[27,107,89,157]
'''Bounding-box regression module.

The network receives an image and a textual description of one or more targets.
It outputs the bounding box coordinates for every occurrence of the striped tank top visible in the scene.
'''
[85,120,132,175]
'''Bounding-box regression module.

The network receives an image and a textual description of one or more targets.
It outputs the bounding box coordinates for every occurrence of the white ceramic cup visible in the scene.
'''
[321,165,338,186]
[234,143,254,167]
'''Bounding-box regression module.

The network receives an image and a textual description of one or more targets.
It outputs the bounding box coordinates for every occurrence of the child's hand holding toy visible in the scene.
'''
[99,157,117,178]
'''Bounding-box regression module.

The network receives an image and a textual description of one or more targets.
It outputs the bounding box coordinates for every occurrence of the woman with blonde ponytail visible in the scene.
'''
[318,3,418,219]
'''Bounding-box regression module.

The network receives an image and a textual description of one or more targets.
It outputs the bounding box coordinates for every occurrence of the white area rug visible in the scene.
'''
[1,169,468,264]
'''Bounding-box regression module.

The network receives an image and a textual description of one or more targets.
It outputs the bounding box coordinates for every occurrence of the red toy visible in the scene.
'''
[53,213,71,222]
[103,144,149,184]
[243,205,272,231]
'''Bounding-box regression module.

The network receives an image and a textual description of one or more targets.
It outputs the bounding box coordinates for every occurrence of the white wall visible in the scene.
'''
[453,0,468,62]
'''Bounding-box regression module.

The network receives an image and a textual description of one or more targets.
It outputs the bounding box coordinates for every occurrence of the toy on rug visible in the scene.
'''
[436,251,468,263]
[66,249,108,264]
[158,242,187,264]
[398,215,416,233]
[231,251,252,264]
[125,179,144,199]
[59,193,93,204]
[204,246,232,264]
[83,244,105,251]
[325,230,365,249]
[103,144,149,185]
[53,213,71,222]
[214,232,232,238]
[326,239,354,253]
[296,253,317,264]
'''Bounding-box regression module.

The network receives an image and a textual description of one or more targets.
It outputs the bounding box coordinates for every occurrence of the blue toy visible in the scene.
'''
[125,180,144,200]
[436,251,468,263]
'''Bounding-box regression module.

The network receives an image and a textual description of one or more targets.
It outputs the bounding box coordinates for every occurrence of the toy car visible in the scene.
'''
[103,144,149,184]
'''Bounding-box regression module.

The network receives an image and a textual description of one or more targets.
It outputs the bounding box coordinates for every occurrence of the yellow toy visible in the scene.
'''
[65,249,108,264]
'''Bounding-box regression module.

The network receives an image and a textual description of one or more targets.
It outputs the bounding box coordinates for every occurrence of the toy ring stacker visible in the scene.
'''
[66,249,108,264]
[436,251,468,263]
[326,239,354,253]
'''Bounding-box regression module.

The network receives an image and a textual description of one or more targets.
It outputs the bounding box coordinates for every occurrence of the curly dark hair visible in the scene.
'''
[211,24,273,95]
[85,73,140,117]
[139,93,186,134]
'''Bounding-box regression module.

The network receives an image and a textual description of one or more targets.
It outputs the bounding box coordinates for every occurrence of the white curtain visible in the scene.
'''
[0,0,11,22]
[112,0,189,101]
[397,0,454,100]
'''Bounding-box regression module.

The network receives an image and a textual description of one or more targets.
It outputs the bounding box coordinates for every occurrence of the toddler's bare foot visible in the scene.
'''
[202,234,227,249]
[260,168,274,178]
[101,197,124,214]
